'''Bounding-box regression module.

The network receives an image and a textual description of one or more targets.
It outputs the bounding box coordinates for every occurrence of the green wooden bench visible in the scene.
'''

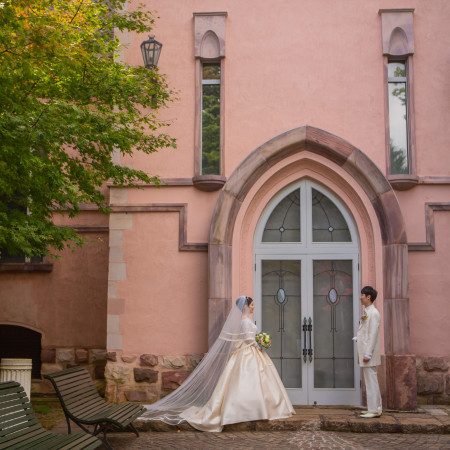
[44,366,145,450]
[0,381,101,449]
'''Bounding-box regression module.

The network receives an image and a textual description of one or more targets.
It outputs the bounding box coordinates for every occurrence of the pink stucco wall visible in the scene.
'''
[0,222,108,348]
[110,0,450,358]
[397,189,450,357]
[2,1,448,394]
[122,0,449,178]
[118,211,209,354]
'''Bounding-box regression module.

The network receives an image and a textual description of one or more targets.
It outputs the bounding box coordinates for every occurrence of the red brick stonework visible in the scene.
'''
[104,353,204,404]
[32,347,107,396]
[416,356,450,405]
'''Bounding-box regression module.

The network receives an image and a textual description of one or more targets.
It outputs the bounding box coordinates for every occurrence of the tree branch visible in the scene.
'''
[69,0,85,24]
[29,110,45,131]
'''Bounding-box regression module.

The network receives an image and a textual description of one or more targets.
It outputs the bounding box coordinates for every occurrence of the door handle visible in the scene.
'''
[302,317,308,363]
[307,317,313,363]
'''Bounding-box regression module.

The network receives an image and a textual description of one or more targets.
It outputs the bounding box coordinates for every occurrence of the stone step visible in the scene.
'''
[136,406,450,434]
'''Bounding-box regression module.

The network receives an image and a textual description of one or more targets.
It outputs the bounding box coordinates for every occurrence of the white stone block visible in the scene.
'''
[110,188,128,204]
[107,315,120,333]
[109,247,123,262]
[108,281,118,299]
[110,213,132,230]
[109,230,123,247]
[109,262,126,281]
[107,333,123,350]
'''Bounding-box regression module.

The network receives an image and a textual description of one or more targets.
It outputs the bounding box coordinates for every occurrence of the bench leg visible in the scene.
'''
[101,423,113,450]
[90,422,113,450]
[65,413,71,434]
[127,423,140,437]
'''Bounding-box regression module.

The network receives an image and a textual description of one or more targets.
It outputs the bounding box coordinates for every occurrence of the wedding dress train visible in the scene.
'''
[183,318,295,432]
[142,296,295,431]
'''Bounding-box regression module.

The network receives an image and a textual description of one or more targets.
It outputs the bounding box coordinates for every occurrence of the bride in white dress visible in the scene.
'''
[142,296,295,432]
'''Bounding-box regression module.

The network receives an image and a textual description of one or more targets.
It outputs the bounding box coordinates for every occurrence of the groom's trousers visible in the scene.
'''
[363,366,382,414]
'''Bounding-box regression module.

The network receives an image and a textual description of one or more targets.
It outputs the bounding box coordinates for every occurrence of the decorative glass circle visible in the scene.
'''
[279,227,285,233]
[276,288,286,304]
[328,226,334,232]
[328,288,339,304]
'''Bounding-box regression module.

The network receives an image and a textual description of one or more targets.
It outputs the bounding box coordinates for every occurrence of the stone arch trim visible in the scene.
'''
[236,158,377,297]
[208,125,416,410]
[0,322,44,335]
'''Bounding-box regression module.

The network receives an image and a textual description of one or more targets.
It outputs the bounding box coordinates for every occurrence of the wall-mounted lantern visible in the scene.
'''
[140,35,162,68]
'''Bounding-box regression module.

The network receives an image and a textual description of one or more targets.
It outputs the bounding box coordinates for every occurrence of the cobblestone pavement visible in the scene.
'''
[108,430,450,449]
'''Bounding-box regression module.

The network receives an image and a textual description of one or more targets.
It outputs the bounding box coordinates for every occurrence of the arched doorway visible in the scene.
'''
[0,325,42,379]
[208,125,417,410]
[254,179,360,404]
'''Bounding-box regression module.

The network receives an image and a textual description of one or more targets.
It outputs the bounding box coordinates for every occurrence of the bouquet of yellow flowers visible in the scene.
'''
[255,332,272,349]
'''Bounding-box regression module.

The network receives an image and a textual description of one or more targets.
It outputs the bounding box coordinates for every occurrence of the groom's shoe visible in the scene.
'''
[360,412,382,418]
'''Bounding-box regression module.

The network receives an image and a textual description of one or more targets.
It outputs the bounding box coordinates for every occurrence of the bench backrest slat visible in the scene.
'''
[0,382,45,444]
[0,425,47,449]
[44,367,108,420]
[0,381,102,450]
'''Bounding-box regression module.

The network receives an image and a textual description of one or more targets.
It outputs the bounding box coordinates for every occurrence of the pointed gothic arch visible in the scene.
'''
[208,125,416,410]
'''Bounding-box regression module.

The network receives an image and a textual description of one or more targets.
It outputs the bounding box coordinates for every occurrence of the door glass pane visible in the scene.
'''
[313,260,354,388]
[312,189,351,242]
[262,260,302,388]
[262,189,300,242]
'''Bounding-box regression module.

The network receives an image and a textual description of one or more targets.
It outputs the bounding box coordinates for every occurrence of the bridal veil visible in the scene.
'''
[143,295,255,424]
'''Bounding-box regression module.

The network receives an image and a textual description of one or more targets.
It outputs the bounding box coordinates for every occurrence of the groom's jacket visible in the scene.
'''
[356,305,381,367]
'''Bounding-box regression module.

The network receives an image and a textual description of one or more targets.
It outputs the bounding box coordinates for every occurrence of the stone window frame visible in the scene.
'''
[380,9,418,191]
[192,12,227,192]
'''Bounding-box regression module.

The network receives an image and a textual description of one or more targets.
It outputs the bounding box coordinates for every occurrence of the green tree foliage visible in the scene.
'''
[0,0,176,258]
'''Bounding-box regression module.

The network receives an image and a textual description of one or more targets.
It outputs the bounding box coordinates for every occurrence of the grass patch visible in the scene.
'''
[31,398,65,430]
[33,404,52,414]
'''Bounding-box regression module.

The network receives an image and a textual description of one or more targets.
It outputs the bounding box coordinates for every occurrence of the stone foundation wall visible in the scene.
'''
[104,352,204,404]
[31,347,107,396]
[416,356,450,405]
[36,350,447,406]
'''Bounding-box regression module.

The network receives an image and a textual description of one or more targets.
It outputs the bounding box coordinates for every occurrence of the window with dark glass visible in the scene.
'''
[0,197,43,263]
[201,63,221,175]
[388,61,409,175]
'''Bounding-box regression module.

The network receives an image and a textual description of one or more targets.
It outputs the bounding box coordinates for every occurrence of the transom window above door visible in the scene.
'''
[257,180,358,250]
[311,189,351,242]
[262,189,301,242]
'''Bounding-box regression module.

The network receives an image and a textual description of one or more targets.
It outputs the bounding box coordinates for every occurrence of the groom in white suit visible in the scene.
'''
[357,286,382,418]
